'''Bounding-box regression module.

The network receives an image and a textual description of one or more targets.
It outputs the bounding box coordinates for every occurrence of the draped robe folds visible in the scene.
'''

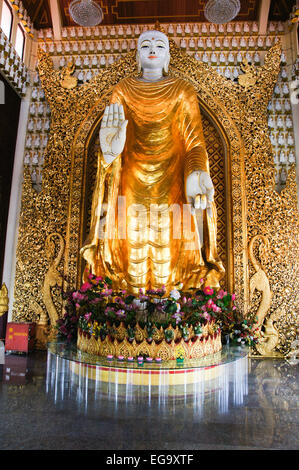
[81,76,225,293]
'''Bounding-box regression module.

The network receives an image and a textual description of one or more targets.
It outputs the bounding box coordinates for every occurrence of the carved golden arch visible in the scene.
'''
[66,59,248,311]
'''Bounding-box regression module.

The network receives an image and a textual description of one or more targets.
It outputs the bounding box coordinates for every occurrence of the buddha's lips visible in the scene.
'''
[148,56,157,59]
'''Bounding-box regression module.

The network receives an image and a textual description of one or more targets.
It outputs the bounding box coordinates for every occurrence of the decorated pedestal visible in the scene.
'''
[77,320,222,361]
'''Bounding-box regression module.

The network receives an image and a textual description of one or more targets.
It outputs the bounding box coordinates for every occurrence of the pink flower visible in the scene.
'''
[217,289,227,299]
[84,312,92,321]
[116,309,126,318]
[203,312,211,321]
[80,282,92,292]
[203,286,214,296]
[212,305,221,313]
[232,293,236,301]
[72,291,86,301]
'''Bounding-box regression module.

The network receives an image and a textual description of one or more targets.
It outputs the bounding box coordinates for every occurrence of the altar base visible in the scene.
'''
[47,341,248,403]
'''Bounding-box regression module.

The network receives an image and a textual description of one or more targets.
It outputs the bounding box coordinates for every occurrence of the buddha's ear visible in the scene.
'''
[136,52,142,73]
[163,52,170,75]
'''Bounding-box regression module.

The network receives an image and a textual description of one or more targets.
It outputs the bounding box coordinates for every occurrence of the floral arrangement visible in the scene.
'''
[56,274,259,347]
[216,306,260,346]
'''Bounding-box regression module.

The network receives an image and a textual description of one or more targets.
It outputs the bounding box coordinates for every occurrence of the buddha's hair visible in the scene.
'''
[137,30,169,50]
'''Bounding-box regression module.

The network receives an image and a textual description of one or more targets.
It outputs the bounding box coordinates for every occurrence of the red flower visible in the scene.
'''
[203,286,214,296]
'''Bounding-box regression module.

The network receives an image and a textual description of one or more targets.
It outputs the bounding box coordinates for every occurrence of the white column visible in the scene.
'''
[49,0,62,40]
[2,88,31,320]
[258,0,271,35]
[0,0,3,21]
[10,3,19,46]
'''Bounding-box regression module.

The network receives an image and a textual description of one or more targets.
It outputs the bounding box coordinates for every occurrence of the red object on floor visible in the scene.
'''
[5,322,36,353]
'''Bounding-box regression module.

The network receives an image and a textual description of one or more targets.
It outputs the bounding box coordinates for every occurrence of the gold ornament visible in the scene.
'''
[238,59,257,91]
[60,61,78,90]
[0,283,8,317]
[249,235,273,329]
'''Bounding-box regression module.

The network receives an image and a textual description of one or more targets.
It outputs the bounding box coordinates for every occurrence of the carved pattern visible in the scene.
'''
[77,328,222,360]
[41,233,65,327]
[249,235,273,329]
[0,283,8,317]
[255,317,280,357]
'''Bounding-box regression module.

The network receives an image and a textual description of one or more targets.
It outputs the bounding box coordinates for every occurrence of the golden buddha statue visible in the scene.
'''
[81,30,224,293]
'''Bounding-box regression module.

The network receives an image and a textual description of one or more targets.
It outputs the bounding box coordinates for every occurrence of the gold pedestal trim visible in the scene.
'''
[77,329,222,361]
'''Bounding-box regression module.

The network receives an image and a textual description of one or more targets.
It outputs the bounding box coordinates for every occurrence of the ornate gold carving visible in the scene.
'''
[0,283,8,317]
[238,59,257,91]
[60,61,78,90]
[249,235,273,328]
[41,233,65,327]
[255,317,280,357]
[77,327,222,361]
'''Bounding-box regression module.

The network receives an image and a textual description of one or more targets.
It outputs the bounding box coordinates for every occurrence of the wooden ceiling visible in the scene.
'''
[21,0,296,30]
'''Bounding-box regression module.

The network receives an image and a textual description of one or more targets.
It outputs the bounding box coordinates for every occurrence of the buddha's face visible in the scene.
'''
[137,30,170,71]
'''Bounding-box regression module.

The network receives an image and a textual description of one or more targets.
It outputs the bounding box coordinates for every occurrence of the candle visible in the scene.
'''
[155,357,162,363]
[137,356,144,362]
[127,356,134,362]
[146,357,153,363]
[117,355,124,361]
[106,355,113,361]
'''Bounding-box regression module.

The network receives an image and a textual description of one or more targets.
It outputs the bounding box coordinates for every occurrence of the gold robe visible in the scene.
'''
[81,76,224,292]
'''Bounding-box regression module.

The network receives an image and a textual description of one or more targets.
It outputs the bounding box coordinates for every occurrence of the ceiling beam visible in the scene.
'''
[258,0,271,35]
[49,0,62,39]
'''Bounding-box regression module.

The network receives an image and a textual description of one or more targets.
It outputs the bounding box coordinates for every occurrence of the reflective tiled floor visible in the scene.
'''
[0,344,298,450]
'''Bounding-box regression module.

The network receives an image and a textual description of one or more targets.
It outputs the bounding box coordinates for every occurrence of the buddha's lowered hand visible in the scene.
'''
[186,170,215,217]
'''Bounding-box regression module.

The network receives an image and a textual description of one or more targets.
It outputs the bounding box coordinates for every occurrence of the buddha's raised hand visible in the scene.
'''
[186,170,215,217]
[100,103,128,164]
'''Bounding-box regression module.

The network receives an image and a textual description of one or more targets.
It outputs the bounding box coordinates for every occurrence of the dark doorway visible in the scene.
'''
[0,76,21,284]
